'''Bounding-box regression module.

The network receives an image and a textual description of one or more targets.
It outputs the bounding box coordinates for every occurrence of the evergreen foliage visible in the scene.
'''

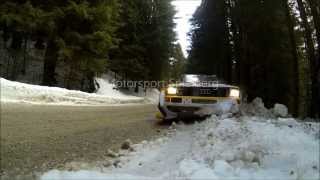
[169,43,186,80]
[188,0,319,117]
[109,0,176,81]
[0,0,176,90]
[1,0,318,117]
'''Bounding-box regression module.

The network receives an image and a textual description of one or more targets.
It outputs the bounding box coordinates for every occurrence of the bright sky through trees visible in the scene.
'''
[172,0,201,57]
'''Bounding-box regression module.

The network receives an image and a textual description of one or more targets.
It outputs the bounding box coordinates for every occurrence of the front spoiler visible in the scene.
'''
[158,91,240,120]
[158,104,205,120]
[158,98,239,120]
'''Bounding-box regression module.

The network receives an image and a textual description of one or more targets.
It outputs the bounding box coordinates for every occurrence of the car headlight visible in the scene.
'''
[229,89,240,98]
[167,87,177,95]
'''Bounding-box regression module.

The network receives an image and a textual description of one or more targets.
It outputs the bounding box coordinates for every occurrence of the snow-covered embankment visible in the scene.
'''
[41,99,320,180]
[0,77,157,105]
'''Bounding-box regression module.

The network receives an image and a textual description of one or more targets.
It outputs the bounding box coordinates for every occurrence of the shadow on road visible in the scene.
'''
[156,116,208,126]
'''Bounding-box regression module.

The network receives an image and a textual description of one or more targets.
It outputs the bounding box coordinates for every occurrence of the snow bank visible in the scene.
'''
[196,99,239,116]
[195,97,289,118]
[0,78,147,105]
[186,116,319,180]
[239,97,273,117]
[142,88,160,104]
[95,75,133,98]
[95,74,159,104]
[41,115,319,180]
[272,103,289,117]
[240,97,291,119]
[41,170,152,180]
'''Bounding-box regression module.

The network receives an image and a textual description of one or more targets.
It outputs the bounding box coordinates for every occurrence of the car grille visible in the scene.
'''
[176,87,229,97]
[171,97,182,103]
[167,106,200,113]
[192,99,217,104]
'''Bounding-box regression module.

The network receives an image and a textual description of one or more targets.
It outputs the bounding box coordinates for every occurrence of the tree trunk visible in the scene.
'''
[42,40,58,86]
[296,0,318,117]
[306,0,320,118]
[10,54,18,81]
[306,0,320,58]
[224,0,233,83]
[6,53,10,78]
[22,38,27,75]
[283,0,299,116]
[86,71,96,93]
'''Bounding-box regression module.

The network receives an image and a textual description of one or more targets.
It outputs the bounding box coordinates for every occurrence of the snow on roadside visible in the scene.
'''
[95,74,134,98]
[41,114,319,180]
[0,78,147,105]
[95,74,160,104]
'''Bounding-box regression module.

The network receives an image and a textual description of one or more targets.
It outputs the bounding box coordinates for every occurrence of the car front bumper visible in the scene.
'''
[158,95,240,120]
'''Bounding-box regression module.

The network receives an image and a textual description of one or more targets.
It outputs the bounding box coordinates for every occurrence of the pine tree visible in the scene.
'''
[282,0,299,115]
[109,0,152,81]
[169,44,186,80]
[0,0,120,89]
[0,1,44,79]
[296,0,319,117]
[188,0,229,80]
[305,0,320,118]
[110,0,176,81]
[188,0,301,114]
[146,0,176,80]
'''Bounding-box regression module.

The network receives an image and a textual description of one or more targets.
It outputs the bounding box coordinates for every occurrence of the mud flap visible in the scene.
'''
[155,111,164,120]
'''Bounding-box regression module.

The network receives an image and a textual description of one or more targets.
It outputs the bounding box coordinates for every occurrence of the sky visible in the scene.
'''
[172,0,202,57]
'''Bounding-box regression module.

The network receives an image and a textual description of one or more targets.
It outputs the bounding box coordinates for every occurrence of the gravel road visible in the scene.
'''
[0,102,166,177]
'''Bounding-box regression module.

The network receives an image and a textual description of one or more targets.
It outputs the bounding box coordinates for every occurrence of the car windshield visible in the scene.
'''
[182,74,218,83]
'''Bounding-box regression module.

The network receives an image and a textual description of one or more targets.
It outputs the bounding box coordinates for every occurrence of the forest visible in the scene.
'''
[0,0,319,118]
[188,0,319,118]
[0,0,184,91]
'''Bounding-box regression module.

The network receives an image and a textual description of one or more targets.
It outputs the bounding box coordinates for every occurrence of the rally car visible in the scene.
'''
[158,74,241,120]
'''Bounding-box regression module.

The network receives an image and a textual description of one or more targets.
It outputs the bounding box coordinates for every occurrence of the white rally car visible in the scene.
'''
[158,74,240,120]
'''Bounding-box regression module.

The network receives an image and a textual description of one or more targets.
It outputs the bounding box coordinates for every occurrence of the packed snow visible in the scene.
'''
[0,77,158,105]
[95,74,160,104]
[41,100,320,180]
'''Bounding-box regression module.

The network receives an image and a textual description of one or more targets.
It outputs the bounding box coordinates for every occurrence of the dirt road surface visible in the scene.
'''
[0,102,165,176]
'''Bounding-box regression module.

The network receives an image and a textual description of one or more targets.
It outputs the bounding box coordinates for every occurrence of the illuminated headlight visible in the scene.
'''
[167,87,177,95]
[229,89,240,98]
